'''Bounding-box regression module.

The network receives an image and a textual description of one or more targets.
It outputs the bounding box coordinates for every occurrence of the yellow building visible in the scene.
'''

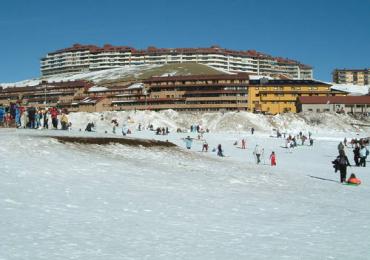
[332,68,369,85]
[248,79,346,114]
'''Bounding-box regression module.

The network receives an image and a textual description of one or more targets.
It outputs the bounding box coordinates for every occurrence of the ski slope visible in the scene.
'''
[0,111,370,259]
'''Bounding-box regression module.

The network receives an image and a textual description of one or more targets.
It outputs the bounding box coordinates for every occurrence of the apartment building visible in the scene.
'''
[332,68,369,85]
[41,44,313,79]
[108,74,249,111]
[0,81,93,111]
[248,78,346,114]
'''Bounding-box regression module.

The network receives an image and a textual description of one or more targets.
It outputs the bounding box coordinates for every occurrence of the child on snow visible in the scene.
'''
[270,151,276,166]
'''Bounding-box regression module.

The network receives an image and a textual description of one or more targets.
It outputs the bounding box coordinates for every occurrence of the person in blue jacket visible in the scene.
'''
[183,136,193,149]
[0,107,5,125]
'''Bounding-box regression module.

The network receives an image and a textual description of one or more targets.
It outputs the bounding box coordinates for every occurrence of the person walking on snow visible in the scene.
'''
[332,149,351,183]
[253,145,263,164]
[270,151,276,166]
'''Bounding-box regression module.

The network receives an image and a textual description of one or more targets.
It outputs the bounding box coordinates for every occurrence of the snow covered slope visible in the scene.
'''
[0,121,369,259]
[0,65,160,88]
[0,63,225,88]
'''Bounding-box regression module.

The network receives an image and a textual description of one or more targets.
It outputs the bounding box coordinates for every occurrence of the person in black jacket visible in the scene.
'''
[332,149,351,183]
[353,143,360,166]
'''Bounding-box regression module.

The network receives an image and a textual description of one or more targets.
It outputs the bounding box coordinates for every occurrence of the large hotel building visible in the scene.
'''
[41,44,313,79]
[332,68,369,85]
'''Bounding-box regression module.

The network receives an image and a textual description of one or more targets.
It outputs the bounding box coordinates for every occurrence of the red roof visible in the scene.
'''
[298,96,370,105]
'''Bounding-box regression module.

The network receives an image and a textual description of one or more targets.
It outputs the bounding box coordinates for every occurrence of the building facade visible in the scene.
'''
[1,76,348,114]
[297,96,370,114]
[248,79,345,114]
[332,68,369,85]
[109,74,249,111]
[41,44,313,79]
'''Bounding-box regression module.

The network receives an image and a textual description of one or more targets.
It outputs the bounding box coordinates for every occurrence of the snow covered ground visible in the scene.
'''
[1,111,370,259]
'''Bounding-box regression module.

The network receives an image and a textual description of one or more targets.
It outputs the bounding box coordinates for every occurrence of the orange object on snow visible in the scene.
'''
[347,177,361,185]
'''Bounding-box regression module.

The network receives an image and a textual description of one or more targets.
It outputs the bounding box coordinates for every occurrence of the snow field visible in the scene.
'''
[0,110,370,259]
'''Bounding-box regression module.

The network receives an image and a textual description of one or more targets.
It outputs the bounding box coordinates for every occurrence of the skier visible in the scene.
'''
[344,137,347,147]
[270,151,276,166]
[217,144,224,157]
[251,127,255,135]
[253,145,263,164]
[183,136,193,149]
[332,149,351,183]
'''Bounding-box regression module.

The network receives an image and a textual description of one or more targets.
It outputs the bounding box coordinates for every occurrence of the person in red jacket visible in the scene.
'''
[270,151,276,166]
[347,173,361,185]
[50,107,59,129]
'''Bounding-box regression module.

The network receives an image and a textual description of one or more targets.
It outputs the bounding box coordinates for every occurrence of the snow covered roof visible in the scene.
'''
[88,86,109,92]
[127,83,144,89]
[330,84,370,96]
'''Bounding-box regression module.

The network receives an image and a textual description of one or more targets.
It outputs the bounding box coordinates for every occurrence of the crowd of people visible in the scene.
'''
[0,104,70,130]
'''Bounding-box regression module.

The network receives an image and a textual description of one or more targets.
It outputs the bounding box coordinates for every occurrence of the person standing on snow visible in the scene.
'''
[183,136,193,149]
[217,144,224,157]
[241,138,246,149]
[202,140,209,152]
[353,143,360,166]
[337,142,345,152]
[332,149,351,183]
[253,145,263,164]
[251,127,255,135]
[270,151,276,166]
[359,145,368,167]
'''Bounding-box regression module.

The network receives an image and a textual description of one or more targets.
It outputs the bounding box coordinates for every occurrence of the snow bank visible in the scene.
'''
[68,110,370,137]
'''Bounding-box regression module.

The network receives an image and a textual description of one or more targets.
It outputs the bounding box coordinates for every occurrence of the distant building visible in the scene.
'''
[41,44,313,79]
[297,96,370,114]
[332,68,369,85]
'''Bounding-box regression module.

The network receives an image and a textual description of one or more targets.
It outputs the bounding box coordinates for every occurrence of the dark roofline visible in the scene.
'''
[249,79,331,86]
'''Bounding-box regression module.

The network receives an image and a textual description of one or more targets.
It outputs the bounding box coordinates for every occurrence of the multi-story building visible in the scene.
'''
[1,76,346,114]
[0,81,93,111]
[332,68,369,85]
[109,74,249,111]
[248,78,346,114]
[41,44,313,79]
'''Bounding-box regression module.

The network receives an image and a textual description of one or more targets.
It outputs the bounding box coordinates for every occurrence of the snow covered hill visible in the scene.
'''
[0,63,225,88]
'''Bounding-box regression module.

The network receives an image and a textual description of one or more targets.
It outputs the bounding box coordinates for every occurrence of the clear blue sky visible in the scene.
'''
[0,0,369,82]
